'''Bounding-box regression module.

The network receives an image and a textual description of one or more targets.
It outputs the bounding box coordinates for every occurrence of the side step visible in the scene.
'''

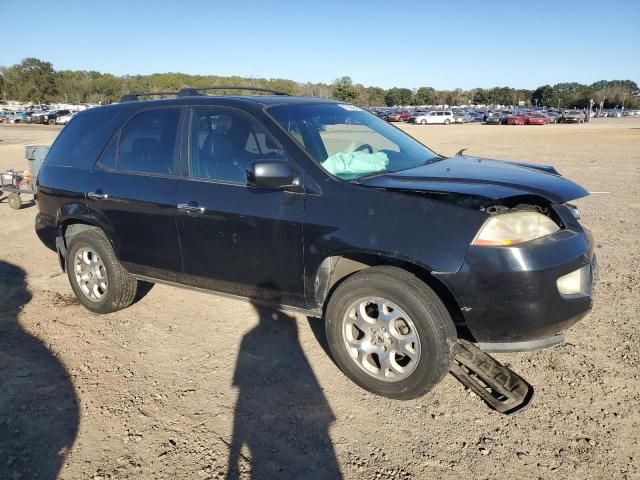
[450,340,534,415]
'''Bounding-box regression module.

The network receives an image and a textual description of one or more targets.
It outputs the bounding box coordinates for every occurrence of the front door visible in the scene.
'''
[174,108,306,307]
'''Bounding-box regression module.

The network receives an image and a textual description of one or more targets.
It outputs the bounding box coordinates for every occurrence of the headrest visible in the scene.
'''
[203,133,233,159]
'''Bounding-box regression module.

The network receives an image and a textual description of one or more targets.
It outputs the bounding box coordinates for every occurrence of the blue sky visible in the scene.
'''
[2,0,639,90]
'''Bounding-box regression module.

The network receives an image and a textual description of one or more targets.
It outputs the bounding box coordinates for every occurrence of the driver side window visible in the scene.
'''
[190,109,286,183]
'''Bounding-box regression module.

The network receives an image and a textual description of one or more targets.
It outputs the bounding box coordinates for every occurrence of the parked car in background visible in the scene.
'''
[485,112,502,124]
[507,114,526,125]
[413,110,454,125]
[55,112,75,125]
[525,114,546,125]
[499,110,514,124]
[544,111,561,123]
[7,112,29,124]
[406,111,430,123]
[453,111,471,123]
[387,112,403,122]
[468,112,484,122]
[40,109,72,125]
[30,110,50,124]
[562,110,585,124]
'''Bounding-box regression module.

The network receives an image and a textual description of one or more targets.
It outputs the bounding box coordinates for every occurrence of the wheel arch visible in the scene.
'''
[313,254,467,335]
[56,218,117,272]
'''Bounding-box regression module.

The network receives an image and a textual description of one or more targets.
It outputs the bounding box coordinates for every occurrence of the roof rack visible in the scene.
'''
[119,85,290,103]
[177,86,290,97]
[119,92,178,102]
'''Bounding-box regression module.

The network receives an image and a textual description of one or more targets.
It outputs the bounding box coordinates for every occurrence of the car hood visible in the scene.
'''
[355,155,589,203]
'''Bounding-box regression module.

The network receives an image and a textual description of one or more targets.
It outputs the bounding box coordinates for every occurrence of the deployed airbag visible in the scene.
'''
[322,151,389,179]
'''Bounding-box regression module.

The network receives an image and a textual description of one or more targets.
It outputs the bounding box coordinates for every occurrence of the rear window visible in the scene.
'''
[45,108,117,167]
[117,108,180,175]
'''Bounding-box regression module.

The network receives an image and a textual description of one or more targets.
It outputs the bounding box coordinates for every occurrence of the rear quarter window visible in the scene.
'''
[45,108,118,167]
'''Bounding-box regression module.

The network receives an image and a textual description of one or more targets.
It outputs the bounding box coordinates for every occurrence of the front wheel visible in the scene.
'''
[325,266,456,400]
[444,119,450,125]
[66,229,138,314]
[420,119,427,125]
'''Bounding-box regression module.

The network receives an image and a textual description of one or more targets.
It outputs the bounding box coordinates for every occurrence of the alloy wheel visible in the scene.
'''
[74,247,108,301]
[342,297,421,382]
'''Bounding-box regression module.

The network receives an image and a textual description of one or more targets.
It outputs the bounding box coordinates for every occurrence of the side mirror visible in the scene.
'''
[246,160,300,190]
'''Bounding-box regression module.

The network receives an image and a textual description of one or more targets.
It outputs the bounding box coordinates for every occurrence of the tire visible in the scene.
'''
[7,193,22,210]
[420,119,427,125]
[325,266,456,400]
[66,229,138,314]
[48,119,56,125]
[444,119,450,125]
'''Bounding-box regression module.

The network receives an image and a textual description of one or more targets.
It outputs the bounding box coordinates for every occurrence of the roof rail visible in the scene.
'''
[177,86,290,97]
[120,91,178,102]
[119,86,290,103]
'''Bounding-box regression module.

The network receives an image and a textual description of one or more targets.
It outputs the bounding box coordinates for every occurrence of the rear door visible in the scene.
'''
[174,107,306,307]
[87,107,184,281]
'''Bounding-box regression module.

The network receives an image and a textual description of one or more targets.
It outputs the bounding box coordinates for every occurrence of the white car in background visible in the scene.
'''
[412,110,454,125]
[55,112,75,125]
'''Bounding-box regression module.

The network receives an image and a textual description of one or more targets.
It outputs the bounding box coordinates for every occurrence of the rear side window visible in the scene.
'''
[117,109,180,175]
[45,108,117,167]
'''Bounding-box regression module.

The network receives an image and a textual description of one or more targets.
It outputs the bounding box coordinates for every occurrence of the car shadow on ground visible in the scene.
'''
[226,302,342,479]
[0,260,79,479]
[307,316,334,363]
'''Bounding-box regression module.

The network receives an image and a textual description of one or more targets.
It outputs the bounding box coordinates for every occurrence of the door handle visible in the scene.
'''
[87,191,109,200]
[177,203,205,214]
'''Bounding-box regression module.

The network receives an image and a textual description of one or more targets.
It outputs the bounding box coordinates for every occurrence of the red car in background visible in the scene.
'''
[525,114,547,125]
[387,111,412,122]
[507,114,526,125]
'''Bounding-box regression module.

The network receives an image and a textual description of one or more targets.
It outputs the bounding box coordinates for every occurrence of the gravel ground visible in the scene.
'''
[0,119,638,479]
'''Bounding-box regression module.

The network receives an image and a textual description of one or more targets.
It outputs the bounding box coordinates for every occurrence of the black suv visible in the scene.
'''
[36,87,597,400]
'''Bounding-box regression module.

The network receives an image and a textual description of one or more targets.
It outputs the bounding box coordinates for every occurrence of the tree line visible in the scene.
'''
[1,58,638,109]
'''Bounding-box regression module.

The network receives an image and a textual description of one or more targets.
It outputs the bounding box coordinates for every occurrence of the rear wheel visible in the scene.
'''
[325,266,456,400]
[48,119,56,125]
[444,119,450,125]
[66,229,138,314]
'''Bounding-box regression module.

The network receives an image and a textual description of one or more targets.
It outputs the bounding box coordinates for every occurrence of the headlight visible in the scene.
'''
[472,211,560,246]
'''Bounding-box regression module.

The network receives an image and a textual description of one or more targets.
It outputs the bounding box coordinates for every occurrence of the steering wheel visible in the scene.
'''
[354,143,374,154]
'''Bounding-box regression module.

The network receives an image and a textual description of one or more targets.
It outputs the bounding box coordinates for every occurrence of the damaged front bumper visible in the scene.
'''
[436,212,597,352]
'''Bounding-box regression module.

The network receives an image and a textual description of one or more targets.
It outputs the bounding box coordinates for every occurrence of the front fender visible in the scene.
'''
[302,185,485,307]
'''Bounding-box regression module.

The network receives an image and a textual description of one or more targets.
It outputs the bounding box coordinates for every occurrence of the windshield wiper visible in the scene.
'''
[354,168,406,181]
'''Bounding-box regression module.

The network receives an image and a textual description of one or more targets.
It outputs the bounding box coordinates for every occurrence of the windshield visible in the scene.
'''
[268,103,439,180]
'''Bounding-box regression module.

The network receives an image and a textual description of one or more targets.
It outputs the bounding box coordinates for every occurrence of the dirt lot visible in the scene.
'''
[1,119,639,480]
